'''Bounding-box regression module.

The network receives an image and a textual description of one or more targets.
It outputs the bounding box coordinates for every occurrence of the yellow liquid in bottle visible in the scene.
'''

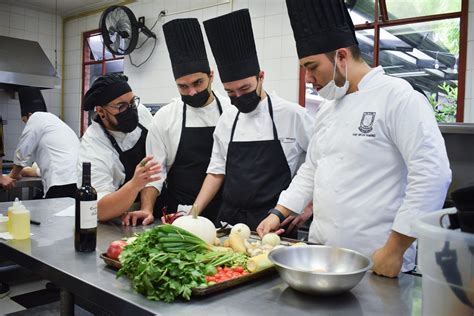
[11,210,30,240]
[7,207,14,233]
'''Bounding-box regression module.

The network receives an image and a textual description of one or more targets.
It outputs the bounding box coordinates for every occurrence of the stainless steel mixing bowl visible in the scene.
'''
[268,245,373,295]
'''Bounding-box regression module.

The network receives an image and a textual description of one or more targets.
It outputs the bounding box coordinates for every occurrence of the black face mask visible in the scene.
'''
[181,86,211,108]
[114,106,139,133]
[230,90,261,113]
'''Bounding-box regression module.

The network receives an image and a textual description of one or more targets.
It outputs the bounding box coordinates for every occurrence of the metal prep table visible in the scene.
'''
[0,198,422,315]
[0,176,43,202]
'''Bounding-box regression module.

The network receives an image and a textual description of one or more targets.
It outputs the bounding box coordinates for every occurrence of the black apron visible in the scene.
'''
[156,94,223,222]
[97,117,148,185]
[217,96,292,231]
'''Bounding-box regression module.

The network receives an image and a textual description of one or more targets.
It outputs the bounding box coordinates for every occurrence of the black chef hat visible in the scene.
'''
[204,9,260,83]
[18,87,47,117]
[163,18,210,79]
[83,73,132,111]
[286,0,358,59]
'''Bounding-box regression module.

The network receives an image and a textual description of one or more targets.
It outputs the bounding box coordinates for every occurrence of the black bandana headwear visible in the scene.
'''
[83,73,132,111]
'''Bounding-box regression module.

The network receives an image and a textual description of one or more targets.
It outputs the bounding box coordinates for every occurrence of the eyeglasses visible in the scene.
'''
[107,96,140,112]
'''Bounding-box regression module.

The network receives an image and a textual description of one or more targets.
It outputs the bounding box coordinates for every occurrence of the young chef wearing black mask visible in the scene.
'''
[192,9,315,234]
[10,87,80,198]
[79,74,160,225]
[141,18,231,223]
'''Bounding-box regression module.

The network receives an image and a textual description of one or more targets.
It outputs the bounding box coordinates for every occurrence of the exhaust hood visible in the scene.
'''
[0,35,59,90]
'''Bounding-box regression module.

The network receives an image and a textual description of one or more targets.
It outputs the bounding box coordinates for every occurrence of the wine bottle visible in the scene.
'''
[75,162,97,252]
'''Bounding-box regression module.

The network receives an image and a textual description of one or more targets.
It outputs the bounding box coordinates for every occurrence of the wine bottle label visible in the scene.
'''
[80,200,97,229]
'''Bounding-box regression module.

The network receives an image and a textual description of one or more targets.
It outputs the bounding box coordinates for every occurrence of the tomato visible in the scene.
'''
[106,240,127,260]
[223,267,231,272]
[233,266,244,273]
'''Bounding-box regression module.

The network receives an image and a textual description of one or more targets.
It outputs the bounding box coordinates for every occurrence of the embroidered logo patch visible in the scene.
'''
[358,112,376,133]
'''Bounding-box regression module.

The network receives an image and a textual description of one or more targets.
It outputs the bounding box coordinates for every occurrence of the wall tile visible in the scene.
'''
[24,16,39,33]
[265,0,284,16]
[9,6,24,15]
[264,14,282,38]
[0,11,9,27]
[249,0,265,18]
[0,26,8,36]
[280,57,299,80]
[9,28,25,39]
[9,13,25,30]
[262,58,281,81]
[465,70,472,100]
[252,17,264,39]
[469,13,474,42]
[263,36,281,59]
[39,19,53,35]
[233,0,249,11]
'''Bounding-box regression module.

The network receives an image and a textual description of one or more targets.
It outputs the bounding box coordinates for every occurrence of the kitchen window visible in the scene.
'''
[81,30,124,135]
[300,0,468,123]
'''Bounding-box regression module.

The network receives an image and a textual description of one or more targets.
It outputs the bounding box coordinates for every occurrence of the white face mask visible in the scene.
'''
[318,54,349,100]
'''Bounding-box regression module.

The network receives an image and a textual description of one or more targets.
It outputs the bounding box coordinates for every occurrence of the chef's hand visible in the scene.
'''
[130,156,161,190]
[256,214,281,238]
[122,210,154,226]
[0,175,15,190]
[280,203,313,234]
[372,246,403,278]
[372,231,415,278]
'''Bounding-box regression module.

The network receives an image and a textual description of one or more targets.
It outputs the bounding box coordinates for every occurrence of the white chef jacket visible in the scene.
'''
[207,92,315,182]
[278,66,451,271]
[77,104,153,201]
[146,92,232,193]
[14,112,80,195]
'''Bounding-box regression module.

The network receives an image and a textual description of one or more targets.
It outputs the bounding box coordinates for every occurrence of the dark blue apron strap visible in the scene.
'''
[266,95,279,141]
[182,103,187,130]
[98,121,123,154]
[230,111,240,142]
[213,92,223,115]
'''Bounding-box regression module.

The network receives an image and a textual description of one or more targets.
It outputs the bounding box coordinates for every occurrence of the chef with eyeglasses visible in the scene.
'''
[78,73,160,225]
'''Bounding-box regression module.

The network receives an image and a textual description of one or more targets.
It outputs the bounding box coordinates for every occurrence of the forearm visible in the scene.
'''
[9,165,23,179]
[140,186,159,213]
[384,230,416,256]
[194,173,225,214]
[98,181,141,221]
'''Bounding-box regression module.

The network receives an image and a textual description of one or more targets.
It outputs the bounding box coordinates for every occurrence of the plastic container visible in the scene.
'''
[0,215,7,232]
[7,198,21,233]
[414,208,474,316]
[11,203,30,240]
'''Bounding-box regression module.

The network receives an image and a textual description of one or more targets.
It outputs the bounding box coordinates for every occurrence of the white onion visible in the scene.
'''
[261,233,280,247]
[231,223,251,240]
[172,215,216,244]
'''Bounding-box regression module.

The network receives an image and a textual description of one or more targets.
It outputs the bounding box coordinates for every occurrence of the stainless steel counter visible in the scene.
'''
[0,176,43,201]
[0,198,422,315]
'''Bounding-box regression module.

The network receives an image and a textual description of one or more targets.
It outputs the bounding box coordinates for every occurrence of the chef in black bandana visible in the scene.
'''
[193,9,314,236]
[79,73,160,225]
[141,18,231,223]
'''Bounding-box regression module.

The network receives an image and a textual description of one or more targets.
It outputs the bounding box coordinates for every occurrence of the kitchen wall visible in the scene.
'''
[62,0,474,129]
[0,3,62,161]
[464,0,474,122]
[62,0,300,134]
